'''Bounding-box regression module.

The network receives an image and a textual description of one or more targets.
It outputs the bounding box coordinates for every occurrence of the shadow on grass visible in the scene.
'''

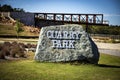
[98,64,120,68]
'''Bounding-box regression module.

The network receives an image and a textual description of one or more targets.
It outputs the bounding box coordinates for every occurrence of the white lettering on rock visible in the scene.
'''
[47,30,54,38]
[52,40,75,49]
[47,30,81,49]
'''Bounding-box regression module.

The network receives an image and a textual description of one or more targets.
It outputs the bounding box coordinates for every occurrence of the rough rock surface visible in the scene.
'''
[34,24,99,64]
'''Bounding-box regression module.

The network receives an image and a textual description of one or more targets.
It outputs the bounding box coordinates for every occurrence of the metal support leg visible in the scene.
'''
[86,25,88,32]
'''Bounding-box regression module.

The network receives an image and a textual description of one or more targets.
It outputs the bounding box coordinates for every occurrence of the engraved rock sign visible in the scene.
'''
[34,24,99,64]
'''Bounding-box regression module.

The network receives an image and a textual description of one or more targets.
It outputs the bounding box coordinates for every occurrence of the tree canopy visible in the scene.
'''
[87,25,120,35]
[0,4,25,12]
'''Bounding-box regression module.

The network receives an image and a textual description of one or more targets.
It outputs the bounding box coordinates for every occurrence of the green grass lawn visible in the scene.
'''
[0,53,120,80]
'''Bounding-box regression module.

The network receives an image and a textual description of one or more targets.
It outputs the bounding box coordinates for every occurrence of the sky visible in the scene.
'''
[0,0,120,25]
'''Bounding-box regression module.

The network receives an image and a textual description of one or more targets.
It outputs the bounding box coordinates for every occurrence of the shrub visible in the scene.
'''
[26,43,32,48]
[1,43,10,56]
[19,43,26,48]
[11,41,17,46]
[10,43,26,58]
[31,44,37,48]
[4,42,11,47]
[0,51,5,59]
[0,44,2,51]
[0,41,36,59]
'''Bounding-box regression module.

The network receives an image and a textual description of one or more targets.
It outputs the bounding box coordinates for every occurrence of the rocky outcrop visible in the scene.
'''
[35,24,99,64]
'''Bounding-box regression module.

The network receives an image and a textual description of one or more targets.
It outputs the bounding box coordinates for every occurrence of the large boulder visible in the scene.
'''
[34,24,99,64]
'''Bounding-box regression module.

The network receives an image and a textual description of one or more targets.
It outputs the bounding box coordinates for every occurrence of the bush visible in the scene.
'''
[4,42,11,47]
[0,44,2,51]
[11,41,17,46]
[26,43,32,48]
[0,41,27,59]
[32,44,37,48]
[19,43,26,48]
[88,25,120,35]
[0,51,5,59]
[0,41,36,59]
[10,42,26,58]
[0,43,10,59]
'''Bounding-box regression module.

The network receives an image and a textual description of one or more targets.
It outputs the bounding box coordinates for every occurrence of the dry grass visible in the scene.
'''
[0,23,16,35]
[0,23,39,36]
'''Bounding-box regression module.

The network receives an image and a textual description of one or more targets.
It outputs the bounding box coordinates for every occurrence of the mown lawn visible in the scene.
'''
[0,53,120,80]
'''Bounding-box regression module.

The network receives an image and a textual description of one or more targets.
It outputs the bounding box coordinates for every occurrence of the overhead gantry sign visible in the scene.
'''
[34,13,109,26]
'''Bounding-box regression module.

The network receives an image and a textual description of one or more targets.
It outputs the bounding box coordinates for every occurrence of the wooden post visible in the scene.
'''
[86,15,88,32]
[86,24,88,32]
[71,14,72,22]
[62,14,64,21]
[34,13,37,27]
[78,15,80,23]
[93,15,96,24]
[101,14,103,24]
[54,14,56,21]
[44,14,47,19]
[86,15,88,23]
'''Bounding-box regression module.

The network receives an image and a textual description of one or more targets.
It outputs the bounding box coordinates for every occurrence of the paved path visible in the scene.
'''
[95,42,120,50]
[95,42,120,57]
[99,48,120,57]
